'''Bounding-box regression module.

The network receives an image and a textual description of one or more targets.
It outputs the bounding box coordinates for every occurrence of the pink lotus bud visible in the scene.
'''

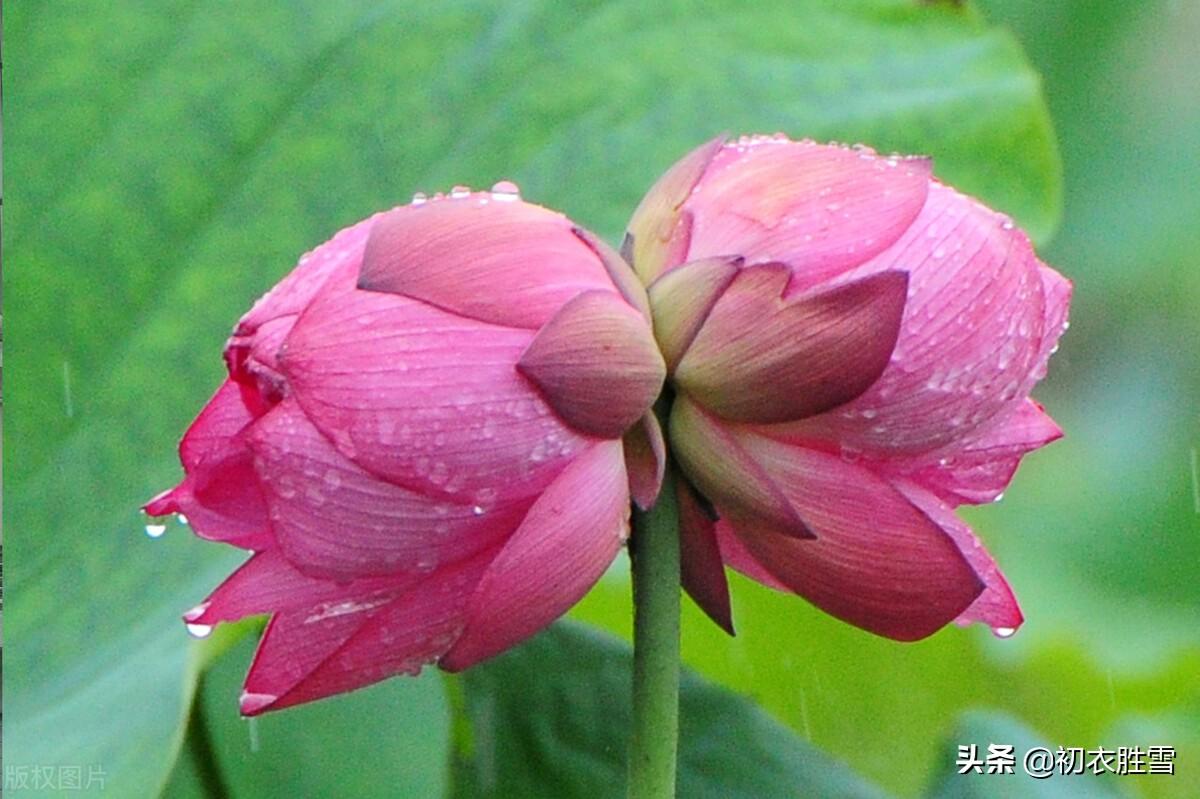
[632,135,1071,641]
[146,188,665,714]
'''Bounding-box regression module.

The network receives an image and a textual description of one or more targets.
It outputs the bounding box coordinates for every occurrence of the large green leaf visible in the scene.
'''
[451,621,893,798]
[161,634,451,799]
[4,1,1059,794]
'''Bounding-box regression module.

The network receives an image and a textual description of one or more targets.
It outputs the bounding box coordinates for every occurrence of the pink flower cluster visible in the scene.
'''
[148,136,1069,714]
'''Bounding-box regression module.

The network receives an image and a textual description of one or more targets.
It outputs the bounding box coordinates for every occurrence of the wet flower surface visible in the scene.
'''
[627,135,1071,640]
[147,188,665,714]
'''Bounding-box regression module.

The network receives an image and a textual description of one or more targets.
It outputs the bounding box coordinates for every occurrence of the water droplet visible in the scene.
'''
[861,408,878,420]
[145,523,167,539]
[450,185,470,199]
[491,180,520,200]
[472,505,486,516]
[323,469,342,490]
[186,622,214,639]
[416,552,438,574]
[933,246,946,260]
[992,492,1006,503]
[411,191,428,205]
[839,444,862,463]
[176,513,189,526]
[992,626,1017,639]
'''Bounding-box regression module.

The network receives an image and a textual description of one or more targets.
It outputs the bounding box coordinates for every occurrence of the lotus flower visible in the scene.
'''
[626,135,1071,640]
[146,186,666,714]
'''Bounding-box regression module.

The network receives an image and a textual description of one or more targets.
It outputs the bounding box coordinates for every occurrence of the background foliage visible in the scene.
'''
[4,1,1197,796]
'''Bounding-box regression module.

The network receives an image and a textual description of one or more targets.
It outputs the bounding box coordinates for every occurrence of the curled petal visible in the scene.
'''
[885,399,1063,506]
[647,256,741,374]
[358,195,613,329]
[144,379,271,550]
[669,396,813,540]
[241,549,495,715]
[678,479,734,635]
[683,138,932,289]
[1033,263,1072,379]
[894,482,1023,634]
[625,136,725,283]
[719,432,984,641]
[184,549,422,627]
[246,399,527,580]
[623,412,666,511]
[517,290,665,438]
[676,265,908,423]
[441,440,629,670]
[280,285,589,503]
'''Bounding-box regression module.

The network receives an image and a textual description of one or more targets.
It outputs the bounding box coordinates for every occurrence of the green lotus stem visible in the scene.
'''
[627,460,682,798]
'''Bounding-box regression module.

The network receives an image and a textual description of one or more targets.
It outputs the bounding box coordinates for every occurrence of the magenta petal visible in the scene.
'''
[678,480,734,635]
[245,399,527,580]
[517,290,665,438]
[684,139,931,288]
[1033,264,1072,378]
[712,520,790,592]
[358,195,613,329]
[724,433,984,641]
[145,380,272,550]
[669,396,814,540]
[240,549,494,715]
[677,265,907,423]
[440,440,629,670]
[895,482,1023,634]
[235,213,380,338]
[185,549,423,626]
[777,183,1051,455]
[886,399,1063,506]
[623,412,666,511]
[280,285,590,503]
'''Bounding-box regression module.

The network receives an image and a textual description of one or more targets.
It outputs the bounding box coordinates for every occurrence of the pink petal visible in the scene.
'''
[773,182,1050,455]
[894,482,1023,634]
[624,136,726,283]
[646,256,741,373]
[669,396,814,540]
[712,520,789,592]
[721,431,984,641]
[883,399,1063,506]
[678,479,734,635]
[240,548,495,715]
[683,138,932,289]
[245,399,529,580]
[623,411,666,511]
[676,265,908,423]
[572,225,653,321]
[145,379,272,550]
[440,440,630,670]
[357,194,614,330]
[1033,263,1072,379]
[235,213,380,339]
[184,549,422,626]
[280,284,592,504]
[517,290,665,438]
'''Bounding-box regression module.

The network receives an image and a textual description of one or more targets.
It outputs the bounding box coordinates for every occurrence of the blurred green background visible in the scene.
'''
[4,1,1197,797]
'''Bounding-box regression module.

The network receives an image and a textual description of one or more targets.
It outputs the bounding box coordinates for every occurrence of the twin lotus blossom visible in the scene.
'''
[148,135,1070,714]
